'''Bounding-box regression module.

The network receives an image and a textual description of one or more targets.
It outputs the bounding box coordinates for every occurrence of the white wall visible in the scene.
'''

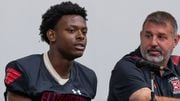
[0,0,180,100]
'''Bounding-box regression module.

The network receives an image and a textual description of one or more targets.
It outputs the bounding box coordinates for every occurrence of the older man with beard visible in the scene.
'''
[108,11,180,101]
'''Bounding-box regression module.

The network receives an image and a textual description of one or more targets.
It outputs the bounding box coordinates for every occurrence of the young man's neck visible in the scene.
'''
[48,50,73,79]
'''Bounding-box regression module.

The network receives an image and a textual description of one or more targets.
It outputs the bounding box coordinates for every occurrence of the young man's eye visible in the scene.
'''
[67,29,75,33]
[82,29,87,35]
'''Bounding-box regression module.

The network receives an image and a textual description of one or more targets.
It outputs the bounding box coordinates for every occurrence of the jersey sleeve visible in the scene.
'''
[108,58,149,101]
[172,55,180,66]
[89,70,97,99]
[4,61,30,97]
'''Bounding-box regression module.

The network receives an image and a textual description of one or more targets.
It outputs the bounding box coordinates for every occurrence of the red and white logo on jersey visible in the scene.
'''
[5,68,22,85]
[169,77,180,94]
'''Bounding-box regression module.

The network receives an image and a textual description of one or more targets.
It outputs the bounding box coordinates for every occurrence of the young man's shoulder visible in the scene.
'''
[6,54,43,72]
[72,61,97,84]
[16,54,43,63]
[72,61,97,98]
[73,61,96,76]
[4,54,44,92]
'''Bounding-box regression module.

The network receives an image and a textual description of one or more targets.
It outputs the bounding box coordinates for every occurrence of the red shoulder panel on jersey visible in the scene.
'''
[172,55,180,66]
[5,68,22,85]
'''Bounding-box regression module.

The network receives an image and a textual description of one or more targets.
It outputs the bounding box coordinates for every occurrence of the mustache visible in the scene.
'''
[147,46,162,53]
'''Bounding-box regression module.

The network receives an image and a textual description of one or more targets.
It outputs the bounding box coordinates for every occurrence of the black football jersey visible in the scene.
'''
[4,54,97,101]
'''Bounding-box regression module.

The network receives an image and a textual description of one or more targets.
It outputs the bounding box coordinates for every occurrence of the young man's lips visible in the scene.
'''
[74,44,85,50]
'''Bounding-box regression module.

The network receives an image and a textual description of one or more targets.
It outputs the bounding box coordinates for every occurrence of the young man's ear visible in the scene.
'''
[47,29,56,43]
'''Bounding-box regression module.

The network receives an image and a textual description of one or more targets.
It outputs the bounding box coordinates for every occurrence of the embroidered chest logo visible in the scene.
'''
[168,77,180,94]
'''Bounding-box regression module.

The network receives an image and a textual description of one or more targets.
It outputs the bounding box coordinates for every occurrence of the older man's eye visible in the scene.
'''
[158,35,167,41]
[144,34,152,39]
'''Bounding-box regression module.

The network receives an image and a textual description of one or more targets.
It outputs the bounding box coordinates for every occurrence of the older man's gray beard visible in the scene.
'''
[144,53,164,63]
[140,47,164,63]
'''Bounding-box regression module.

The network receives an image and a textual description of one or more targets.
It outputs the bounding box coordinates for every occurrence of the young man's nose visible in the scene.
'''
[76,30,85,40]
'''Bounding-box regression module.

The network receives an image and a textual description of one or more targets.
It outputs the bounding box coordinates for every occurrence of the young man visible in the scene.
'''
[4,1,97,101]
[108,11,180,101]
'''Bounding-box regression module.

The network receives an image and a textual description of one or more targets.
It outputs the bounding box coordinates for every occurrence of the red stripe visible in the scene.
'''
[5,68,22,85]
[7,68,21,76]
[5,74,16,84]
[172,55,180,65]
[7,72,19,79]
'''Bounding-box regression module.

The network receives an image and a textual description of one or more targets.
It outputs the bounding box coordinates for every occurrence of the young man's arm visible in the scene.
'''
[6,91,31,101]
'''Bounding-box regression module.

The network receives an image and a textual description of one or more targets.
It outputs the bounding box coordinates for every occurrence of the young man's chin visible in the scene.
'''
[72,52,84,59]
